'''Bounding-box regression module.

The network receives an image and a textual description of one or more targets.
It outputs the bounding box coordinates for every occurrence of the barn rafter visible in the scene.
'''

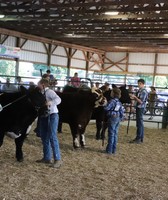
[0,0,168,52]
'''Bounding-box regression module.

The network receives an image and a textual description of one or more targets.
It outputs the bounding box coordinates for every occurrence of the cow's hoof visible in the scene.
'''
[73,146,80,150]
[81,145,86,149]
[17,158,24,162]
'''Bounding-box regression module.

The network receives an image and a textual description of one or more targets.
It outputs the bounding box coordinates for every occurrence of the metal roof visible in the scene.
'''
[1,0,168,52]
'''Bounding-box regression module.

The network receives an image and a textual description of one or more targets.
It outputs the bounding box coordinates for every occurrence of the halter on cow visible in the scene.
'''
[0,86,46,161]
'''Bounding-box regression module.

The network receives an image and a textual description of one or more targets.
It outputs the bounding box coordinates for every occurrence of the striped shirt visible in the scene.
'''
[136,88,148,108]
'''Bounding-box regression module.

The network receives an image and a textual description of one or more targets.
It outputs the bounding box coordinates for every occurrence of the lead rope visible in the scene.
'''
[0,94,27,112]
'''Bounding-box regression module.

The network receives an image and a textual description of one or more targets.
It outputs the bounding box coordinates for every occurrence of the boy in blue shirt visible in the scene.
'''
[129,79,148,143]
[104,88,125,154]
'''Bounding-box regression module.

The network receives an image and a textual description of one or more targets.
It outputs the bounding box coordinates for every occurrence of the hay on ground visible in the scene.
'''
[0,122,168,200]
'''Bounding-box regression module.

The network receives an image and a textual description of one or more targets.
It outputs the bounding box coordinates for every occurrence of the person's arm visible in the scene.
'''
[46,90,61,106]
[130,94,143,104]
[120,105,125,120]
[104,100,114,111]
[131,89,148,105]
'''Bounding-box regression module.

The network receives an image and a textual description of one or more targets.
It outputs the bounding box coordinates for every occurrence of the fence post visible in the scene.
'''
[162,105,168,129]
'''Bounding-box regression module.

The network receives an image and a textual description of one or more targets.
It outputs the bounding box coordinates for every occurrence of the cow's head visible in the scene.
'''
[20,86,46,109]
[91,88,106,108]
[119,85,131,104]
[112,84,131,104]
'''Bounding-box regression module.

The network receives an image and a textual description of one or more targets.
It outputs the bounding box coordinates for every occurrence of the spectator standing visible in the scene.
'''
[94,82,100,89]
[104,88,125,154]
[16,76,23,91]
[36,78,62,168]
[129,79,148,144]
[46,69,54,81]
[91,82,101,92]
[79,81,90,90]
[46,69,57,90]
[71,72,81,88]
[63,80,72,92]
[148,86,157,120]
[1,78,17,93]
[100,82,110,92]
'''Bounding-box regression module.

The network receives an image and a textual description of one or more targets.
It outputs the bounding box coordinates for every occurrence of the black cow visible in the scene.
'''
[57,89,103,148]
[0,86,46,161]
[92,84,131,140]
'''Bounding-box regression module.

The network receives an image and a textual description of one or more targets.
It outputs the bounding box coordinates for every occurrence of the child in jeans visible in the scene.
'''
[104,87,125,154]
[36,78,62,168]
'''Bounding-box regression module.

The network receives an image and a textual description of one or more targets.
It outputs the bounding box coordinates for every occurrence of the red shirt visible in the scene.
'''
[71,77,80,87]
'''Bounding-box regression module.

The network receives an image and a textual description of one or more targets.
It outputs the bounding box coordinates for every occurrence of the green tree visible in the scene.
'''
[33,63,48,76]
[155,76,167,87]
[0,60,16,76]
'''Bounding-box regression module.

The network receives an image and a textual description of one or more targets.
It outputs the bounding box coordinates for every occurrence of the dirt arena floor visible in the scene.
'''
[0,122,168,200]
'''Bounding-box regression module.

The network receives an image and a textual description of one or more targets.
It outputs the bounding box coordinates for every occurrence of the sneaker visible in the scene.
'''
[99,149,106,153]
[129,138,137,143]
[129,139,142,144]
[52,160,62,168]
[36,158,52,164]
[135,139,142,144]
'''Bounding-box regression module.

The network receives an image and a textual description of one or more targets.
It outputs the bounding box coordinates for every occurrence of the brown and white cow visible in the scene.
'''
[92,84,131,140]
[57,88,104,148]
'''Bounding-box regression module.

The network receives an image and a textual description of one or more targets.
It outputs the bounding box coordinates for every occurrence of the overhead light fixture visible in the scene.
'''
[66,33,74,37]
[64,33,88,38]
[105,11,119,16]
[0,14,5,18]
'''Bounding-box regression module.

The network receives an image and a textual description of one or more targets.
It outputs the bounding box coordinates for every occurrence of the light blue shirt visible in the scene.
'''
[43,87,61,114]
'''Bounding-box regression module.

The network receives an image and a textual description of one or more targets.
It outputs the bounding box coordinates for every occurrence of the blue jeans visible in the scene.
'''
[106,116,120,154]
[40,113,61,161]
[136,107,145,142]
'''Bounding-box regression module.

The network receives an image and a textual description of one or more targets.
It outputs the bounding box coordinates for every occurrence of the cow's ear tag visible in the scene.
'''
[0,104,3,112]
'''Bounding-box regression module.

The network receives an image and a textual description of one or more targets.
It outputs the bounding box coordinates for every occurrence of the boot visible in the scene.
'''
[52,160,62,168]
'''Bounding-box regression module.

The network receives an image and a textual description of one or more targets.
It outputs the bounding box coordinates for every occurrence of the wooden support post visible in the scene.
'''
[67,48,72,77]
[15,37,20,77]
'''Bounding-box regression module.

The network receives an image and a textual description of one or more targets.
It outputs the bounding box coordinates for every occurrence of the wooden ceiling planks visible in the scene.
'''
[0,0,168,52]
